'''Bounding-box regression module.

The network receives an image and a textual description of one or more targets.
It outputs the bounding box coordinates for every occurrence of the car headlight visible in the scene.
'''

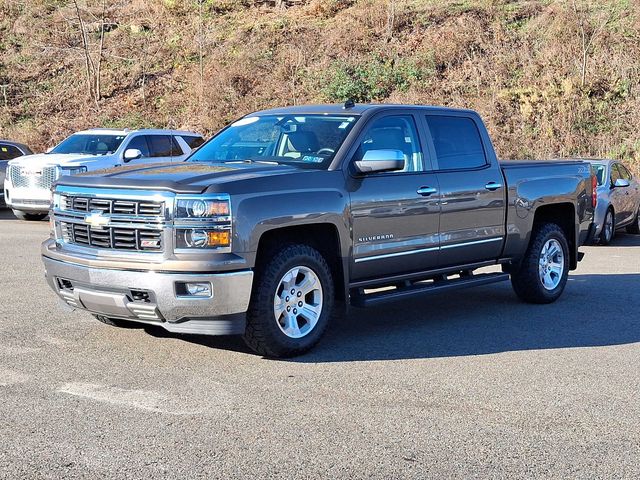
[60,166,87,175]
[175,198,230,218]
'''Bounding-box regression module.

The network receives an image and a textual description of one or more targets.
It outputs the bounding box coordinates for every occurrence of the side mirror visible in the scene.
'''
[123,148,143,162]
[354,149,405,174]
[613,178,630,188]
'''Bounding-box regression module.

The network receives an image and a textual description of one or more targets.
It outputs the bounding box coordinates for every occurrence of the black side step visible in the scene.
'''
[351,272,510,308]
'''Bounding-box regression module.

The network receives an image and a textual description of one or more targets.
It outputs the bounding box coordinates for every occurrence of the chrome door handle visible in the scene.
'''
[485,182,502,191]
[417,187,438,196]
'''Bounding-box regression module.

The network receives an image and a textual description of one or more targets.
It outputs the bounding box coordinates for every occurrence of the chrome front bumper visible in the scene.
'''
[42,255,254,335]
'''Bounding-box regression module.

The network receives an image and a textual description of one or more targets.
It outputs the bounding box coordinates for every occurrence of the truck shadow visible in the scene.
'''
[145,271,640,362]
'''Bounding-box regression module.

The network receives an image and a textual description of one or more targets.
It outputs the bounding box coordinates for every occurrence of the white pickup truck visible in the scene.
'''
[4,128,204,220]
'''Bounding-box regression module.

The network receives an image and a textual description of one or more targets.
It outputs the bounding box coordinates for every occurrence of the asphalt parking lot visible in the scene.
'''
[0,207,639,479]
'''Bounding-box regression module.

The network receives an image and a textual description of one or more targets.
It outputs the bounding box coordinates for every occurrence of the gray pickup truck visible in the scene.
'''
[41,104,596,357]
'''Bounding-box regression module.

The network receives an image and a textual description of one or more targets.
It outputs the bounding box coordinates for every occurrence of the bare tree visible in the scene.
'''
[571,0,612,87]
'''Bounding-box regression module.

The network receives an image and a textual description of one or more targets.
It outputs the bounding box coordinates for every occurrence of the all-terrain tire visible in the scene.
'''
[626,206,640,234]
[12,209,47,221]
[243,244,334,358]
[510,223,570,304]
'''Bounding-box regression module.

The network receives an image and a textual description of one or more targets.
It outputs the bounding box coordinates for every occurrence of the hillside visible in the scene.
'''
[0,0,638,169]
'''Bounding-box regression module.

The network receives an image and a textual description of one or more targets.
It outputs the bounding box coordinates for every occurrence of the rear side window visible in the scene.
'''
[426,116,487,170]
[180,135,205,149]
[170,137,184,156]
[0,144,24,160]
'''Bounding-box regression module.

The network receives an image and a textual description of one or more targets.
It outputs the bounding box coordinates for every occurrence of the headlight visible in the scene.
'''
[175,228,230,249]
[60,166,87,175]
[175,198,230,218]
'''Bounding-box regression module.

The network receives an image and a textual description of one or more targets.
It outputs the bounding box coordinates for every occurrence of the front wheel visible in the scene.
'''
[243,244,334,358]
[12,210,47,221]
[510,223,570,304]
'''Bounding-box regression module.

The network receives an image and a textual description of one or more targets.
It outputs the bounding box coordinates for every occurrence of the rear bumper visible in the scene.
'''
[42,255,254,335]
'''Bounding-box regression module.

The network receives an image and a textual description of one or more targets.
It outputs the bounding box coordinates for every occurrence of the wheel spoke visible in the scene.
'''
[283,313,301,337]
[297,274,318,295]
[299,304,320,325]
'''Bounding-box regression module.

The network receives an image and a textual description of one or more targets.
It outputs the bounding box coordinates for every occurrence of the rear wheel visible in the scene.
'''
[600,209,615,245]
[626,206,640,234]
[12,209,47,221]
[510,223,570,304]
[243,244,334,358]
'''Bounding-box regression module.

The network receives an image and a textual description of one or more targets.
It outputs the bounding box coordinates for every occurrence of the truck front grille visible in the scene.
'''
[8,165,58,189]
[61,195,164,216]
[60,222,162,251]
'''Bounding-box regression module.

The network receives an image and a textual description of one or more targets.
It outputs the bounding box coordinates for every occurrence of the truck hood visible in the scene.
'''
[56,161,301,194]
[8,153,107,169]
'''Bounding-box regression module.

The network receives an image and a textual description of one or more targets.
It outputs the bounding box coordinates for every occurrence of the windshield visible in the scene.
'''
[189,114,358,169]
[591,164,606,186]
[50,134,126,155]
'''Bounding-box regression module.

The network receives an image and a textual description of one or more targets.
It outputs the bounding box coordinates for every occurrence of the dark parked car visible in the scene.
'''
[1,140,33,207]
[42,104,596,357]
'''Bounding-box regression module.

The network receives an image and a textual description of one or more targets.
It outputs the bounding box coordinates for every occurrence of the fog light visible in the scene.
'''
[177,282,212,298]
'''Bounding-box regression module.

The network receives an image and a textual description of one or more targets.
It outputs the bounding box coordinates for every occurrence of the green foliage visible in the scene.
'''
[321,56,430,102]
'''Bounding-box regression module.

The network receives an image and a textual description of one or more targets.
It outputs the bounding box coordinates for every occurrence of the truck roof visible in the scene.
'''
[73,128,202,136]
[248,103,478,116]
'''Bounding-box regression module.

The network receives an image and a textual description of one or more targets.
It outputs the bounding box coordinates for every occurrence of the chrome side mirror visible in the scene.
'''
[123,148,143,162]
[613,178,630,188]
[354,149,405,174]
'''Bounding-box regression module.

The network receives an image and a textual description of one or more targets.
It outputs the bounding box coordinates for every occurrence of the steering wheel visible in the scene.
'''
[316,148,335,156]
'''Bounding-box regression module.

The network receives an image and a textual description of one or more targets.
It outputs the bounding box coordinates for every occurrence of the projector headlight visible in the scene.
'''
[175,198,230,218]
[175,228,231,249]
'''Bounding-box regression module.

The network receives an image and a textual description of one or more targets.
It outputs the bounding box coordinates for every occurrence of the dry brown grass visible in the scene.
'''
[0,0,638,171]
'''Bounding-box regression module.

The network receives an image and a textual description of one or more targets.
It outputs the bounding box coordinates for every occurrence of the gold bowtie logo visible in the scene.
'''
[85,210,109,228]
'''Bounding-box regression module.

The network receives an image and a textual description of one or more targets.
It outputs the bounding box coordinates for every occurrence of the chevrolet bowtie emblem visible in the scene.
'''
[85,210,109,228]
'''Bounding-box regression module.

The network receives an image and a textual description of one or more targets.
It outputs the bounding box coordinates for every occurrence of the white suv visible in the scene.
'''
[5,128,204,220]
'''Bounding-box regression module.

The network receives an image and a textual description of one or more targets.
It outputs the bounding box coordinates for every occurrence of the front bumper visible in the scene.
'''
[42,255,254,335]
[5,186,51,213]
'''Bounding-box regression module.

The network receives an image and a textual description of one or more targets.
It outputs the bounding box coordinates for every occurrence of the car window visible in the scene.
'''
[618,164,632,180]
[426,115,487,170]
[610,164,621,185]
[0,144,24,161]
[126,136,150,157]
[180,135,205,149]
[591,164,606,186]
[353,115,424,173]
[147,135,174,157]
[170,137,184,156]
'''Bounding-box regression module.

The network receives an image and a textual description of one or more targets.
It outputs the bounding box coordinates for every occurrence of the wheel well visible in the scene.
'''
[533,203,577,268]
[255,224,345,301]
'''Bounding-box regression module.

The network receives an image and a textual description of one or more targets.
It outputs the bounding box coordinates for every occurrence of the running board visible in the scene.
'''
[350,272,510,308]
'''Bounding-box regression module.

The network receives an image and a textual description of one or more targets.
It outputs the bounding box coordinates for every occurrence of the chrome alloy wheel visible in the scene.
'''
[273,266,323,339]
[538,239,565,291]
[603,211,614,242]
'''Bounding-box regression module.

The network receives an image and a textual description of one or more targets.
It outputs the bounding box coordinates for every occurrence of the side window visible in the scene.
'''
[353,115,424,173]
[180,135,205,149]
[426,115,487,170]
[170,137,184,156]
[147,135,173,157]
[0,144,24,160]
[126,136,150,157]
[619,164,632,180]
[610,164,621,185]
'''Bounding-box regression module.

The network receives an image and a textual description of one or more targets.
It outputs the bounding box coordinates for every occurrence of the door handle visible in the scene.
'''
[485,182,502,191]
[417,186,437,196]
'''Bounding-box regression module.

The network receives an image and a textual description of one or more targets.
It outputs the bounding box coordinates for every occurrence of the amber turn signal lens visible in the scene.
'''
[207,230,230,247]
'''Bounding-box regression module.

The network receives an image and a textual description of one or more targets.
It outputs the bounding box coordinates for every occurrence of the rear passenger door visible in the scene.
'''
[423,113,506,267]
[349,112,441,281]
